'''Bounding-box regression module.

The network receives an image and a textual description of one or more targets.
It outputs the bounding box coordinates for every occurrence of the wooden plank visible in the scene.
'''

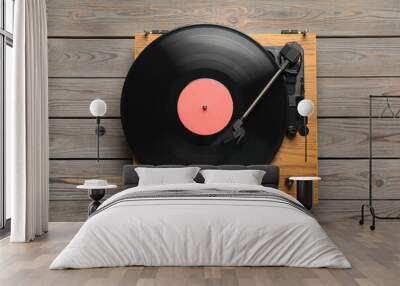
[318,38,400,77]
[52,158,400,201]
[313,199,400,223]
[53,119,369,192]
[49,78,124,117]
[319,118,400,158]
[48,78,400,119]
[49,119,132,158]
[319,159,400,200]
[50,199,400,222]
[49,159,400,220]
[50,160,129,200]
[50,189,119,201]
[49,200,88,222]
[319,118,368,157]
[319,160,368,200]
[318,78,400,117]
[48,39,134,77]
[46,0,400,37]
[49,119,400,161]
[49,37,400,78]
[50,158,400,200]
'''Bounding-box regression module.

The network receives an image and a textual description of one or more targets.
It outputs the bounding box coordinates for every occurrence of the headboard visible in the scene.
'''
[122,165,279,189]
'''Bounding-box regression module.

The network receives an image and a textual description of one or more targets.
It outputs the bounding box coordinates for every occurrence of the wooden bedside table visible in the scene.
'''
[288,176,321,210]
[77,184,117,216]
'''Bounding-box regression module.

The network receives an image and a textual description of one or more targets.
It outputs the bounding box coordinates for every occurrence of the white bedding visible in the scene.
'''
[50,183,351,269]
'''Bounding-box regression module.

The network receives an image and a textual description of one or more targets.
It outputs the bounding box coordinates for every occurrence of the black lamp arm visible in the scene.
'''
[97,117,100,162]
[304,116,307,162]
[95,117,106,162]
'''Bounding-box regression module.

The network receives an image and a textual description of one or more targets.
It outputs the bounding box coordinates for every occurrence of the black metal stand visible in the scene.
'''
[359,95,400,230]
[88,189,105,216]
[296,180,313,210]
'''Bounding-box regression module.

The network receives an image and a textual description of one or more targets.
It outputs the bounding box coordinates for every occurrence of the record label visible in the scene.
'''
[177,78,233,136]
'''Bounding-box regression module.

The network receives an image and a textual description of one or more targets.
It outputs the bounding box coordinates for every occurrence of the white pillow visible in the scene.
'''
[200,169,266,185]
[135,167,200,186]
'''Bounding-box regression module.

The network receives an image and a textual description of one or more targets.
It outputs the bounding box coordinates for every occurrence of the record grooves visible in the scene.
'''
[121,24,289,164]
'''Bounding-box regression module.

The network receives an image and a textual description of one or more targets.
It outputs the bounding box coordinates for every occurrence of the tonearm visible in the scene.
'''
[214,42,302,144]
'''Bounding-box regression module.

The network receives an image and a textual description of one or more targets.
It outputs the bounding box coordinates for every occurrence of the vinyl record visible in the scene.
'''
[121,24,288,164]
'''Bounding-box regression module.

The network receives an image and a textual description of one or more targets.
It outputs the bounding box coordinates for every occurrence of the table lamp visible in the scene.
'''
[297,99,314,162]
[89,99,107,162]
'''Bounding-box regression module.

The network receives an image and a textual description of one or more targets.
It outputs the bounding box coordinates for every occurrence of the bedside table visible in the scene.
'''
[77,184,117,216]
[288,176,321,210]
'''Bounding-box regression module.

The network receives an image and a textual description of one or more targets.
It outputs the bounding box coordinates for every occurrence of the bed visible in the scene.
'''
[50,165,350,269]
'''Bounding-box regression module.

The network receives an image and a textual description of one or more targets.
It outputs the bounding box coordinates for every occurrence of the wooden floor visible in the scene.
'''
[0,220,399,286]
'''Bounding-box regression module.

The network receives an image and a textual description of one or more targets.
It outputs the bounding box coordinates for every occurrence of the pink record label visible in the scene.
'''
[177,78,233,136]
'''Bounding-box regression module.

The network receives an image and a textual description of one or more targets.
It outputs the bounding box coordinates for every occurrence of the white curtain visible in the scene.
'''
[7,0,49,242]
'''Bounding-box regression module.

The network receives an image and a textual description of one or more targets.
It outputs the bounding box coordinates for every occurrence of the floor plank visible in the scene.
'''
[0,220,399,286]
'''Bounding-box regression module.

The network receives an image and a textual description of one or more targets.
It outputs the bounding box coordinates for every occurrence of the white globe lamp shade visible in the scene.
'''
[297,99,314,117]
[90,99,107,117]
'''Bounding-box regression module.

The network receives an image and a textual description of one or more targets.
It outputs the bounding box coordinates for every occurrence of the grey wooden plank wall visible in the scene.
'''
[47,0,400,222]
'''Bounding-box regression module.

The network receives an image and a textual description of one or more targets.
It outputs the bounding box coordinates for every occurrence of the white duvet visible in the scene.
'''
[50,183,350,269]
